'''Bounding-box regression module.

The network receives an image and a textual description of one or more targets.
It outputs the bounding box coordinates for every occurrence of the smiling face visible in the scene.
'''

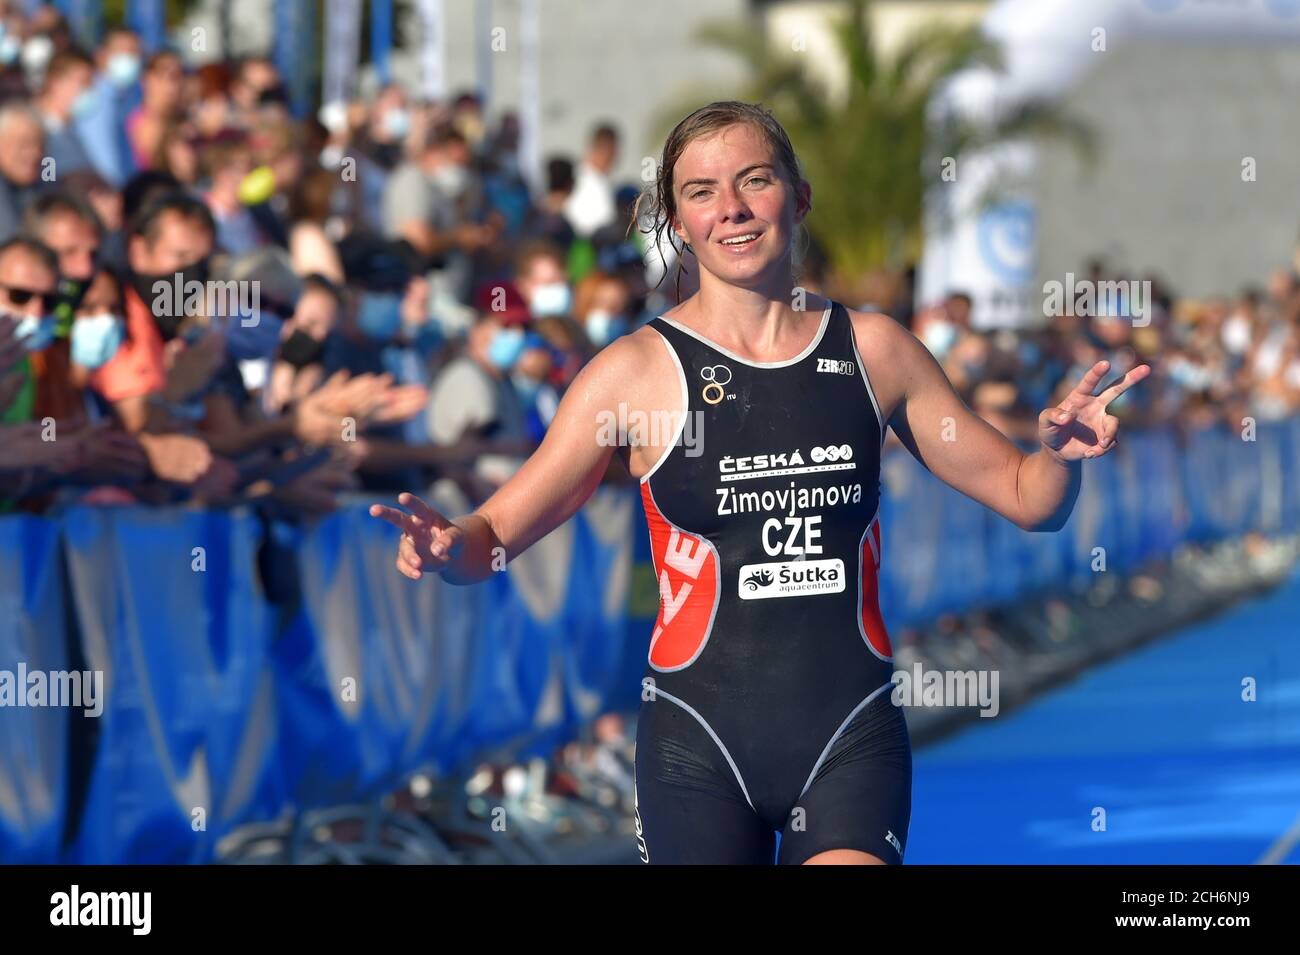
[669,122,810,293]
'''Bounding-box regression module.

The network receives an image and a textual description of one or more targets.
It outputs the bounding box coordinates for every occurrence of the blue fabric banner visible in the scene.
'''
[0,516,69,863]
[128,0,166,55]
[1,419,1296,861]
[60,507,282,863]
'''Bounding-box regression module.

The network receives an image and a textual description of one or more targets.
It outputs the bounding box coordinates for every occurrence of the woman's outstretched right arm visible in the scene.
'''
[369,332,648,585]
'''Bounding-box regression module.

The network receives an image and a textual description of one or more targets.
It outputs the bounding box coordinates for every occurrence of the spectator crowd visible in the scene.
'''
[2,6,1299,518]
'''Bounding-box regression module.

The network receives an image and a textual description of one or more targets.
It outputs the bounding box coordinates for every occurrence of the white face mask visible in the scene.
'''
[585,308,629,347]
[21,34,53,74]
[106,52,141,88]
[319,144,344,169]
[382,107,411,141]
[432,162,470,198]
[921,319,958,358]
[317,100,348,135]
[0,28,19,66]
[1221,315,1252,356]
[530,282,571,318]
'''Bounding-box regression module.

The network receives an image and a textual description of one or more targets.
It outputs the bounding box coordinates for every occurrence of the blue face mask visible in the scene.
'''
[585,309,629,347]
[383,108,411,141]
[71,312,125,368]
[487,326,526,370]
[71,87,99,120]
[357,292,404,342]
[530,282,571,318]
[106,52,141,88]
[511,371,541,407]
[223,310,285,361]
[14,314,57,352]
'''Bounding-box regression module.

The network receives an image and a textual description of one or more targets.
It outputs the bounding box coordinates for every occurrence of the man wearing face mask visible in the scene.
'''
[340,86,409,236]
[382,124,498,304]
[574,269,634,351]
[36,48,96,178]
[0,247,149,506]
[426,309,536,491]
[90,190,217,431]
[0,236,61,425]
[73,27,141,189]
[25,192,101,314]
[363,86,412,170]
[914,304,958,360]
[513,240,573,321]
[0,234,137,425]
[334,238,427,368]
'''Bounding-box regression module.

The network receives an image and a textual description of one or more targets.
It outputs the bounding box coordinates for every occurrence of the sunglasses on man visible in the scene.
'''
[0,283,51,311]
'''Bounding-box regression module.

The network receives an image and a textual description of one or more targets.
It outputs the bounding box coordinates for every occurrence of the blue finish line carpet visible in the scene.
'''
[906,568,1300,864]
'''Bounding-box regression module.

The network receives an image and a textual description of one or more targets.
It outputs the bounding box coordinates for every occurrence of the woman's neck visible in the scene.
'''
[672,278,828,357]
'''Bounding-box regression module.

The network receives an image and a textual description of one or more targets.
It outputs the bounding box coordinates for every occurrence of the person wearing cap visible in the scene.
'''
[331,236,433,381]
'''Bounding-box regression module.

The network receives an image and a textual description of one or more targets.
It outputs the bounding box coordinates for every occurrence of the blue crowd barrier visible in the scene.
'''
[60,507,283,863]
[0,516,69,863]
[0,419,1297,861]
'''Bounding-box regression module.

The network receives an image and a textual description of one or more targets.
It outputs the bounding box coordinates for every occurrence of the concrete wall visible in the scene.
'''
[385,0,754,186]
[185,0,754,186]
[1031,42,1300,299]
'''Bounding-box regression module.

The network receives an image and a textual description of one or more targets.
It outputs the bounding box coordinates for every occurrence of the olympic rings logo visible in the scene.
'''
[700,364,732,405]
[810,444,853,463]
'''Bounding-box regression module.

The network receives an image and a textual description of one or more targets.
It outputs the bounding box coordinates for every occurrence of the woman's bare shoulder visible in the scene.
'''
[842,305,914,348]
[841,305,930,416]
[560,321,677,408]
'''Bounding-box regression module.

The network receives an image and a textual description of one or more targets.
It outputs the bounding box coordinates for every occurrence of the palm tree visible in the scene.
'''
[649,0,1091,301]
